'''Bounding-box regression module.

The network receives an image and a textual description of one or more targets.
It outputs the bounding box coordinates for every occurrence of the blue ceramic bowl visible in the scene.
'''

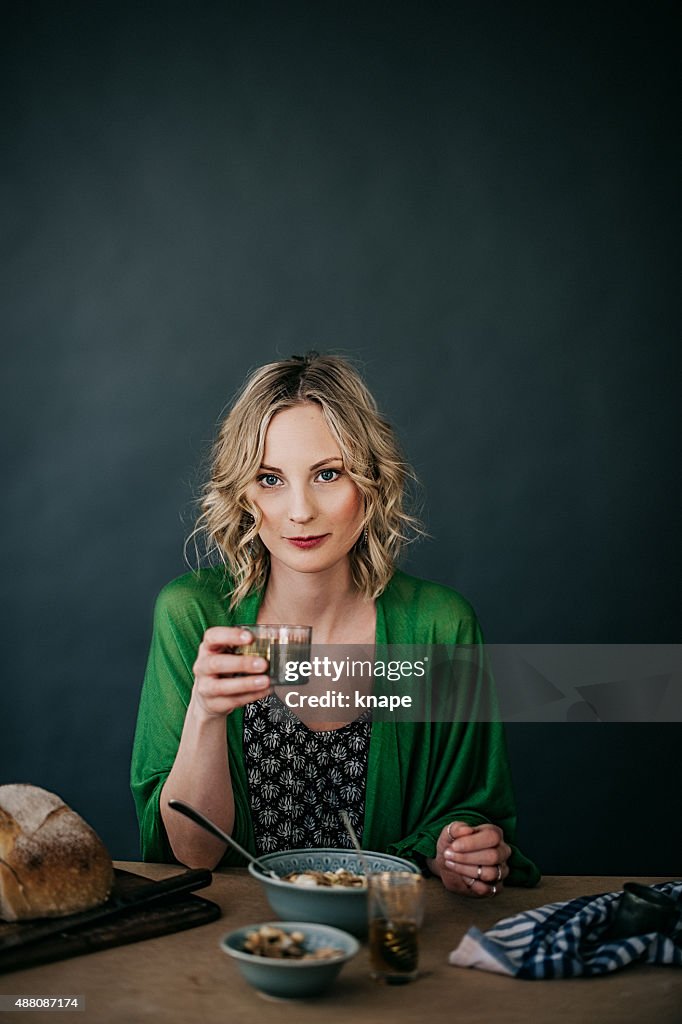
[221,921,359,999]
[248,848,421,936]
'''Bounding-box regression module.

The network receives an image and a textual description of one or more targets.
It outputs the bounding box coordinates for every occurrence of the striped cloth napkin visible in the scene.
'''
[449,881,682,978]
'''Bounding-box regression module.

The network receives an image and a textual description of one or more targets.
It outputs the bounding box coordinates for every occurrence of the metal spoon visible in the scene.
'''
[337,811,393,925]
[168,798,280,881]
[339,809,414,968]
[338,809,369,872]
[339,806,376,888]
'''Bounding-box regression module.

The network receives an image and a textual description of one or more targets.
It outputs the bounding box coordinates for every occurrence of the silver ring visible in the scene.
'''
[476,865,483,880]
[447,823,456,843]
[465,876,475,888]
[490,884,497,897]
[496,864,502,882]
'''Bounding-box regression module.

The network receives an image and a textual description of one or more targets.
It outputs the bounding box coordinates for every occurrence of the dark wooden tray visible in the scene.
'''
[0,869,221,974]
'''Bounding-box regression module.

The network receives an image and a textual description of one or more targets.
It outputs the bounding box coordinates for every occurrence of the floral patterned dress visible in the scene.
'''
[243,694,371,853]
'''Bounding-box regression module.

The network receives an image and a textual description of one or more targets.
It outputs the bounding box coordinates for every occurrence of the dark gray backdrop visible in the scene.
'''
[2,2,680,875]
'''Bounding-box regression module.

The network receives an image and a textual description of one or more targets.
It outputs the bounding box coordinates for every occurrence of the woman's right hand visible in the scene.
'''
[190,626,271,719]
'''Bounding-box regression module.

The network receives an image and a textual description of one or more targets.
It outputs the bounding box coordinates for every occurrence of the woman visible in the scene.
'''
[131,353,539,897]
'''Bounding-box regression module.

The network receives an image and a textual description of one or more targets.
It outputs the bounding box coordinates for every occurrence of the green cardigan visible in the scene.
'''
[130,568,540,886]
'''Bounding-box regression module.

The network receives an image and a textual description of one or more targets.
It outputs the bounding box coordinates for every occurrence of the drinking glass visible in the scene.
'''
[368,872,424,983]
[236,624,312,685]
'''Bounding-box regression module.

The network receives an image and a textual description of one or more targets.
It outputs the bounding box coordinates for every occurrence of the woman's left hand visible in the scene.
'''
[427,821,512,898]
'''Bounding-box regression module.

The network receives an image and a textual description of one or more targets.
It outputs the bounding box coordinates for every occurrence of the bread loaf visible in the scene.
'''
[0,784,114,921]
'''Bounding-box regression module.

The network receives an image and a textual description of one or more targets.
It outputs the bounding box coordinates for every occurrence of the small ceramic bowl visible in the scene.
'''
[248,848,421,936]
[220,921,359,999]
[605,882,680,940]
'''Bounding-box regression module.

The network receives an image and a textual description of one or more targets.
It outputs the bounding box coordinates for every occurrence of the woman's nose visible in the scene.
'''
[288,487,316,524]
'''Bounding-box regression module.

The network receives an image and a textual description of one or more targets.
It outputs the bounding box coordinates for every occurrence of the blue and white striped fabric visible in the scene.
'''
[449,882,682,978]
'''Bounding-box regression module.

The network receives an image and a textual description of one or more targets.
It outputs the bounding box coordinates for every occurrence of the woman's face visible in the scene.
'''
[246,403,364,577]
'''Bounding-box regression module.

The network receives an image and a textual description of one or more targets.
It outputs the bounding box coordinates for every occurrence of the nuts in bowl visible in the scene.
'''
[282,868,367,889]
[242,924,344,960]
[220,921,359,999]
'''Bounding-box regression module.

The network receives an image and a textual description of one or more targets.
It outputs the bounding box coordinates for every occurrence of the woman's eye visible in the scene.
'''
[317,468,341,482]
[257,474,281,487]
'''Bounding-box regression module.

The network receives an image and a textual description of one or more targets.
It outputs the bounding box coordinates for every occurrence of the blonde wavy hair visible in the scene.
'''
[189,352,424,609]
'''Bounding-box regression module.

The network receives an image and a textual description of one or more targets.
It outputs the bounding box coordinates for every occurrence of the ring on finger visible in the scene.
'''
[496,864,502,882]
[490,884,497,897]
[447,823,456,843]
[476,865,483,880]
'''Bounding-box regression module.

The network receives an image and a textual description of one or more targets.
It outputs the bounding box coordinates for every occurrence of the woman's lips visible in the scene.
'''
[286,534,329,549]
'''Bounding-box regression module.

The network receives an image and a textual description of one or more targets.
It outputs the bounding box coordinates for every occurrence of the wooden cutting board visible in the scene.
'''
[0,869,221,974]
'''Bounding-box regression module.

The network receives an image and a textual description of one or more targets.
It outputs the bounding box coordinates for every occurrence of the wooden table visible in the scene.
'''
[0,865,679,1023]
